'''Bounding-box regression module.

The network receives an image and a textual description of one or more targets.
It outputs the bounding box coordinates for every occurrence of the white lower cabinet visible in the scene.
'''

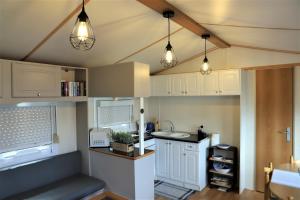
[155,138,209,191]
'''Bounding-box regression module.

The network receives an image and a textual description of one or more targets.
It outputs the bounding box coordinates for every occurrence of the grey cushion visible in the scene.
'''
[4,174,105,200]
[0,151,82,199]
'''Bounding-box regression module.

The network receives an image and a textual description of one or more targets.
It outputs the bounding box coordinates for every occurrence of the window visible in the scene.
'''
[95,99,135,132]
[0,105,56,169]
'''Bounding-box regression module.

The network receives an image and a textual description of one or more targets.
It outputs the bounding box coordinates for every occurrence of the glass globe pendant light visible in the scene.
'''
[70,0,95,50]
[200,34,212,75]
[160,10,177,68]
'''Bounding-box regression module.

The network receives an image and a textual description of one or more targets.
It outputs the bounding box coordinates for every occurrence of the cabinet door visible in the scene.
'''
[171,74,186,96]
[184,150,199,185]
[185,73,201,96]
[12,62,61,97]
[219,70,241,95]
[0,62,3,98]
[202,71,219,95]
[169,141,183,182]
[151,75,171,96]
[156,139,170,178]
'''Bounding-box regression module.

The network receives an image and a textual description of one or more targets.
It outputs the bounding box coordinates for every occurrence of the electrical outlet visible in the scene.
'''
[53,133,59,144]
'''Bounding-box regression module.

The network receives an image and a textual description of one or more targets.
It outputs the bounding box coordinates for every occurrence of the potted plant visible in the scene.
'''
[110,132,135,153]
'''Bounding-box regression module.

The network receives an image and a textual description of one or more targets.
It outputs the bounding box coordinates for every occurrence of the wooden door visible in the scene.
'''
[185,73,201,96]
[12,62,60,97]
[256,68,293,192]
[219,70,241,95]
[156,139,170,178]
[202,71,219,96]
[169,141,183,182]
[171,74,186,96]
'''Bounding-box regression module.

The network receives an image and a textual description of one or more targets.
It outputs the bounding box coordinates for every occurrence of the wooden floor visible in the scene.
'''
[155,188,264,200]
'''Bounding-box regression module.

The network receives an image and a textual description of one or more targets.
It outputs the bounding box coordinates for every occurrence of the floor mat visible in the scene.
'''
[154,180,195,200]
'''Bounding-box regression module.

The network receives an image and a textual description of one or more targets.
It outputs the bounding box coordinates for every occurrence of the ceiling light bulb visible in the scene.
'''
[200,57,212,75]
[202,60,209,71]
[77,21,89,41]
[165,50,173,63]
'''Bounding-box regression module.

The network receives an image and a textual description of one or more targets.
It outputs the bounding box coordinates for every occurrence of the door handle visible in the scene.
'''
[285,127,291,143]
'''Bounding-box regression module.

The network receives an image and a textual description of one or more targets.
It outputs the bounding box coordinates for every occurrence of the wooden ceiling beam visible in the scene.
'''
[137,0,230,48]
[22,0,91,61]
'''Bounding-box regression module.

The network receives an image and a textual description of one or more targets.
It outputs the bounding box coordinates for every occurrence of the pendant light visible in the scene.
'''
[200,34,212,75]
[160,10,177,68]
[70,0,95,50]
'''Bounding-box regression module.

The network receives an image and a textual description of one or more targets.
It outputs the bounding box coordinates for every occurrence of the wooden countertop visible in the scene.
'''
[89,147,154,160]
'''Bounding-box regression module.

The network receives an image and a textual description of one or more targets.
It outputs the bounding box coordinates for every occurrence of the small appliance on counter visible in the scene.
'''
[89,128,112,147]
[197,125,208,141]
[146,122,155,133]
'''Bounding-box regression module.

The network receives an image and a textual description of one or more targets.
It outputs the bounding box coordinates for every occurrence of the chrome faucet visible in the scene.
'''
[161,120,175,132]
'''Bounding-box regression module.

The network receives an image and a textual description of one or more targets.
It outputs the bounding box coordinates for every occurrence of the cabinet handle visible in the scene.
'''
[189,145,192,148]
[219,90,222,93]
[37,92,41,97]
[183,153,186,156]
[215,91,218,94]
[185,91,187,94]
[168,91,170,94]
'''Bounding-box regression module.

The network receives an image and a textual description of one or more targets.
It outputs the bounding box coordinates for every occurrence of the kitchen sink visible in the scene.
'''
[151,131,172,137]
[151,131,190,139]
[170,132,190,138]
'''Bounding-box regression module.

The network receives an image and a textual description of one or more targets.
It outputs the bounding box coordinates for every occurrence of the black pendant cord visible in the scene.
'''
[82,0,85,11]
[168,16,170,43]
[204,37,207,58]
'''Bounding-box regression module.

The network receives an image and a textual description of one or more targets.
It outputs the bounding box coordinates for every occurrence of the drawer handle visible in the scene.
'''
[188,145,193,148]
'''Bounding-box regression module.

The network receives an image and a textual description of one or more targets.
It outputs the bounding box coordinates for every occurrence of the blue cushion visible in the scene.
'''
[4,174,105,200]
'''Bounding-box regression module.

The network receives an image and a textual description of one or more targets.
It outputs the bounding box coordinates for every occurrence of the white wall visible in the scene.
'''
[294,67,300,160]
[240,71,256,192]
[158,47,300,75]
[55,102,77,154]
[147,96,240,147]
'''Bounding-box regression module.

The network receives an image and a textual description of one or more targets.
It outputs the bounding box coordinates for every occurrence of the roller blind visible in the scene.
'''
[96,99,133,127]
[0,106,54,154]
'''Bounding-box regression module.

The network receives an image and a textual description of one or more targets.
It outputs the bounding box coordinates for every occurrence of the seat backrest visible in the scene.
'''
[0,151,81,199]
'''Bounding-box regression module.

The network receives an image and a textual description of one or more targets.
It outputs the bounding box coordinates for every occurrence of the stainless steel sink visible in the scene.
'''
[152,131,190,139]
[170,132,190,138]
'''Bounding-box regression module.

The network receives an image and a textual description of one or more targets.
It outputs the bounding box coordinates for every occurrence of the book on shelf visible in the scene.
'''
[61,81,86,96]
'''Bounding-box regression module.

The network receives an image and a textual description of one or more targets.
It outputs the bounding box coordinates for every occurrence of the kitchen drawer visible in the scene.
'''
[184,143,198,151]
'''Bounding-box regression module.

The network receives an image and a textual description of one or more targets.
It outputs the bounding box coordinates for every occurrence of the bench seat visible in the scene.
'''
[0,151,105,200]
[5,174,105,200]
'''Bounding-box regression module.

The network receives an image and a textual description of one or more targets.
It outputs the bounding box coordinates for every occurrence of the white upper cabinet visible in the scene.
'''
[0,61,3,98]
[185,73,201,96]
[151,75,171,96]
[202,69,241,96]
[202,71,219,96]
[219,70,241,95]
[151,69,240,97]
[12,62,61,97]
[171,74,186,96]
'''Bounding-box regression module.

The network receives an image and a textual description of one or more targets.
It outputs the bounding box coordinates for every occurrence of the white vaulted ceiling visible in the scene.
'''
[0,0,299,73]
